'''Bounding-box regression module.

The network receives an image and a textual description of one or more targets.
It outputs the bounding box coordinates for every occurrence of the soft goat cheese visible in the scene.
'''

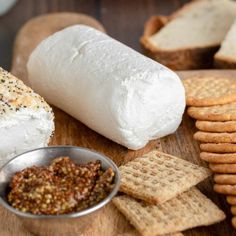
[27,25,185,150]
[0,110,53,167]
[0,67,54,166]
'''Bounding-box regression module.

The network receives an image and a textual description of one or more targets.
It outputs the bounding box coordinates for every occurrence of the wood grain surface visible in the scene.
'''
[1,8,236,236]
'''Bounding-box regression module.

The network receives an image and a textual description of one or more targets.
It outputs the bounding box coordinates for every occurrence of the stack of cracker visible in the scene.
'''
[113,150,225,236]
[183,76,236,228]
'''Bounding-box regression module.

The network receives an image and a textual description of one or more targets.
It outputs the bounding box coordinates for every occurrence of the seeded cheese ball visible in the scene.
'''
[0,68,54,166]
[27,25,185,150]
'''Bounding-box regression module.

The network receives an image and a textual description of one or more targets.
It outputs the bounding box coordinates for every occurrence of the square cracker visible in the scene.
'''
[113,188,225,236]
[119,150,211,204]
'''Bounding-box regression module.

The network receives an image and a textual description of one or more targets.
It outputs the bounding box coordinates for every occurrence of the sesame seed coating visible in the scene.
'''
[0,67,53,118]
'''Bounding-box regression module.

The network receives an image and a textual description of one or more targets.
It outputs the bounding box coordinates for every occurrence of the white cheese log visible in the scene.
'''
[0,68,54,166]
[27,25,185,150]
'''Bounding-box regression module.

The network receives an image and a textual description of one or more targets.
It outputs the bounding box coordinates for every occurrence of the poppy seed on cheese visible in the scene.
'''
[27,25,185,150]
[0,68,54,166]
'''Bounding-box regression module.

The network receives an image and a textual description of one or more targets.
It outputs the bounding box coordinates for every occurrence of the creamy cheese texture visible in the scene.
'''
[0,110,53,167]
[0,68,54,167]
[27,25,185,150]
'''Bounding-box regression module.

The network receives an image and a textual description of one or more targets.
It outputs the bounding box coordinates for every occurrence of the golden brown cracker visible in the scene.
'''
[231,206,236,215]
[196,120,236,133]
[227,196,236,205]
[119,150,210,204]
[214,184,236,195]
[113,187,225,236]
[194,131,236,143]
[183,77,236,106]
[188,102,236,121]
[209,163,236,173]
[118,231,183,236]
[200,143,236,153]
[168,234,184,236]
[232,217,236,228]
[214,174,236,184]
[200,152,236,164]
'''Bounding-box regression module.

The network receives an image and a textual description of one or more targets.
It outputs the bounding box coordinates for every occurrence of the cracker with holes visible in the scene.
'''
[113,187,225,236]
[200,143,236,153]
[209,163,236,173]
[194,131,236,143]
[227,196,236,205]
[233,217,236,228]
[200,152,236,164]
[196,120,236,133]
[214,174,236,185]
[232,206,236,215]
[214,184,236,195]
[183,77,236,106]
[119,150,211,204]
[188,102,236,121]
[118,230,183,236]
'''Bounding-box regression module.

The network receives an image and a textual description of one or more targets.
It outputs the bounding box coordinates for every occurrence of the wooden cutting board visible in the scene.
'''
[1,12,236,236]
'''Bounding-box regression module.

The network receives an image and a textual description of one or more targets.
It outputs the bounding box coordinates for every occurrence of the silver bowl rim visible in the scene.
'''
[0,146,120,219]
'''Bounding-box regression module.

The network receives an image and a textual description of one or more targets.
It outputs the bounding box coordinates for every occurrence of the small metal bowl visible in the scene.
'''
[0,146,120,236]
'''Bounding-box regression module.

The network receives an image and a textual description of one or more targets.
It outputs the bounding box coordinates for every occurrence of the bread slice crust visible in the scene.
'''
[214,56,236,69]
[141,0,234,70]
[214,18,236,69]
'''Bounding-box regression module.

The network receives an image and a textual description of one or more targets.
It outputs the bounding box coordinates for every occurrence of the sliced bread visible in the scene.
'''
[141,0,236,70]
[215,19,236,69]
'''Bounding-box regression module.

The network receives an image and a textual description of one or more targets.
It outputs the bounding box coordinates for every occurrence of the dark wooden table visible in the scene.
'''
[0,0,189,71]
